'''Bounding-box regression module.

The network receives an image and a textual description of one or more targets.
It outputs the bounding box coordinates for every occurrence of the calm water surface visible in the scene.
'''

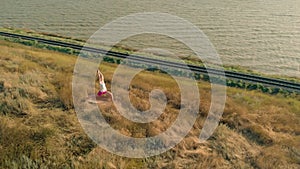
[1,0,300,77]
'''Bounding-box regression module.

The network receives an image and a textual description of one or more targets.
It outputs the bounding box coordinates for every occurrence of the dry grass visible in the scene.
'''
[0,40,299,168]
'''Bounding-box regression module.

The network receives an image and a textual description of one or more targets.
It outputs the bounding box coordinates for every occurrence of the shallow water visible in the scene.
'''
[1,0,300,77]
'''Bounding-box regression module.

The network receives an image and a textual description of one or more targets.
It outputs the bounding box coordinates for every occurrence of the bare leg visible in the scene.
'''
[106,91,113,101]
[95,91,113,101]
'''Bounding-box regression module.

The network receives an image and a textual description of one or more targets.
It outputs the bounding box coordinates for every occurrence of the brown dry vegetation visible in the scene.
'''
[0,40,299,169]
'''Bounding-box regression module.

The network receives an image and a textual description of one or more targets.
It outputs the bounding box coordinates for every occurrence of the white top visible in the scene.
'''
[99,81,107,92]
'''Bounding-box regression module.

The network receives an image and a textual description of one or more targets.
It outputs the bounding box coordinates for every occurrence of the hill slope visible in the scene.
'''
[0,40,299,168]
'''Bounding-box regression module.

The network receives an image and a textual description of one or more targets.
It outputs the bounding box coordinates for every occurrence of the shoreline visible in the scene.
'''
[2,27,299,82]
[1,27,299,95]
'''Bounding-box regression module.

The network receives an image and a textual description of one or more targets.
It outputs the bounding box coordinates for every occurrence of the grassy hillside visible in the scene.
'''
[0,40,299,168]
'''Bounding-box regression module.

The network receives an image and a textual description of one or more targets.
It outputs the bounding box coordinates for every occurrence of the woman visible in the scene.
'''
[94,69,113,101]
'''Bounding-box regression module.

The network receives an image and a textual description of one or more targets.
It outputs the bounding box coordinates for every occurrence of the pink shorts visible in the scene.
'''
[97,91,107,96]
